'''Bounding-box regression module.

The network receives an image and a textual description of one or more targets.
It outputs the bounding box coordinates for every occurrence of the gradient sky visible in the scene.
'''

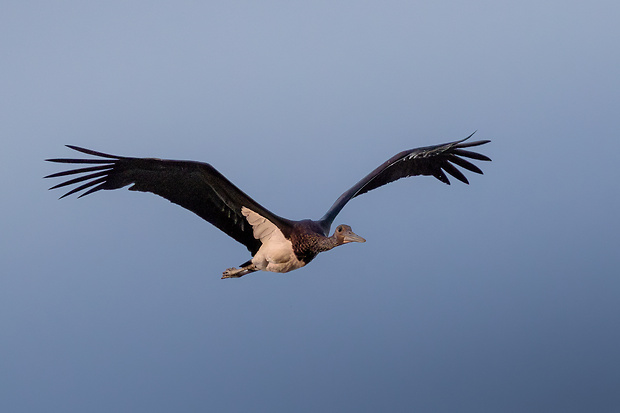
[2,1,619,412]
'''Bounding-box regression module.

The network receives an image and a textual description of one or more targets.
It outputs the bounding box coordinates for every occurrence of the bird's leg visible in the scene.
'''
[221,263,258,279]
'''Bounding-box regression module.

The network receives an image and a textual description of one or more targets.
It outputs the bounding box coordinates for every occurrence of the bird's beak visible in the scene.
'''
[343,230,366,244]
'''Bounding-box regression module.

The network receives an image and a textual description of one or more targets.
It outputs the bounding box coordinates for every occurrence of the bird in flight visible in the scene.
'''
[46,133,490,278]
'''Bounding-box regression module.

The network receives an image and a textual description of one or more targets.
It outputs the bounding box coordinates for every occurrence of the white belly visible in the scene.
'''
[241,206,306,273]
[251,238,306,273]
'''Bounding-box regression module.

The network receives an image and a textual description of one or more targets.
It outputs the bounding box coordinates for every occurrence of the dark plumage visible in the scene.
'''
[45,133,491,278]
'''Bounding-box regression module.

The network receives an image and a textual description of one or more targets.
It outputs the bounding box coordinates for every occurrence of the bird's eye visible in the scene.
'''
[337,226,343,232]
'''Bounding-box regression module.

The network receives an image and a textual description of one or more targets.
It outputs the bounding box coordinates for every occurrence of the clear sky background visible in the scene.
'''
[2,1,619,412]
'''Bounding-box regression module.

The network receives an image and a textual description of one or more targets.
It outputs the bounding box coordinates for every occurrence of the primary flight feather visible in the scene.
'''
[46,133,491,278]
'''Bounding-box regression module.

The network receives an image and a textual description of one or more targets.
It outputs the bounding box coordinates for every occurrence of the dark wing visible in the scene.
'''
[319,133,491,230]
[45,146,294,254]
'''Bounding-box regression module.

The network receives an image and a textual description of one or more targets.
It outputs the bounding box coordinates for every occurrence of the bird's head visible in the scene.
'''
[333,224,366,245]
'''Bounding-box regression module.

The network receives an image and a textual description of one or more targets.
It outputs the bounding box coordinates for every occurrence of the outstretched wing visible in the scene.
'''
[319,133,491,230]
[45,146,293,254]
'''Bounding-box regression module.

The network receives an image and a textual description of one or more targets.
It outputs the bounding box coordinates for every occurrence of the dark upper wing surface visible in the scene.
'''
[319,133,491,229]
[45,146,293,254]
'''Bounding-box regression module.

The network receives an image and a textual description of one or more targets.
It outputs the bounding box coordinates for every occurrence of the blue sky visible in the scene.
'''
[2,1,619,412]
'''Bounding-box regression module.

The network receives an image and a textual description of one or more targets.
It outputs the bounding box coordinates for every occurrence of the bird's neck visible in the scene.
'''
[315,233,341,252]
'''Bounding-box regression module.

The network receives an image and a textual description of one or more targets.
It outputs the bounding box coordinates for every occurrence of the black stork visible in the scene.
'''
[45,133,490,278]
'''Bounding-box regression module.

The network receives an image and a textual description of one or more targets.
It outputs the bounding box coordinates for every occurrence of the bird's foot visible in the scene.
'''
[221,264,258,279]
[222,267,243,279]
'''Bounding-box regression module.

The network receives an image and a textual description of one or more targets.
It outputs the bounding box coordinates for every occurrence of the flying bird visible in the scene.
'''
[45,133,490,278]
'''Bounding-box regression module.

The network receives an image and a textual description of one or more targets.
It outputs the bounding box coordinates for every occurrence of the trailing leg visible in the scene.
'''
[221,262,258,279]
